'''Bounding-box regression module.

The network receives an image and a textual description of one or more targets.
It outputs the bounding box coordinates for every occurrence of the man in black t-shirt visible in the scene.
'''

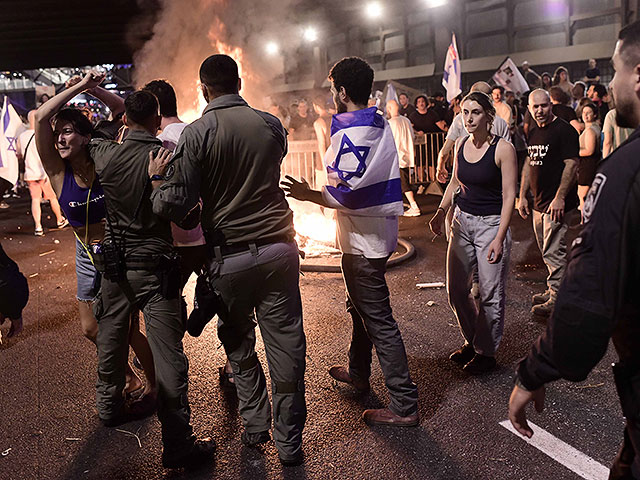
[518,89,579,317]
[398,93,416,117]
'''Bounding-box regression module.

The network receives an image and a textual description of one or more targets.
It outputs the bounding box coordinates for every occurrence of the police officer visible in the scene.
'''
[89,90,213,469]
[509,20,640,479]
[151,54,306,466]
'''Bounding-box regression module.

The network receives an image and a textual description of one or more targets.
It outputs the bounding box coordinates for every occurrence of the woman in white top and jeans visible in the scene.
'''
[429,92,517,375]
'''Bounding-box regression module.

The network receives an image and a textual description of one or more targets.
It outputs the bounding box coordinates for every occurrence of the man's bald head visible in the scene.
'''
[470,82,492,95]
[386,99,399,117]
[528,89,553,126]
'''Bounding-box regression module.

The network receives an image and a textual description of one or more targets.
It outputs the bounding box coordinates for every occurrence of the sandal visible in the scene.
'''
[218,366,236,389]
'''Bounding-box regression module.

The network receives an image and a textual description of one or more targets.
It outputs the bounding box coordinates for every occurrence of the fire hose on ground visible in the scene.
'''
[300,237,416,273]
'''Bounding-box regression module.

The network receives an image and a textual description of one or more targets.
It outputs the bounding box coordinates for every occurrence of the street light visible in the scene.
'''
[426,0,447,7]
[303,26,318,42]
[265,41,279,56]
[366,2,384,19]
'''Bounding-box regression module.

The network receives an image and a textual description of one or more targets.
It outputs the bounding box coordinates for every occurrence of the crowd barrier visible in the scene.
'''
[283,131,447,193]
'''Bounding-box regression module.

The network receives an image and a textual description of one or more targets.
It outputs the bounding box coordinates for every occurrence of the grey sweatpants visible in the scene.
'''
[532,209,569,297]
[341,253,418,418]
[208,241,306,462]
[447,207,511,357]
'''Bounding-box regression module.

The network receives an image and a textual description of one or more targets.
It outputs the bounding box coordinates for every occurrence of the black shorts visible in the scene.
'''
[400,168,412,193]
[578,156,598,186]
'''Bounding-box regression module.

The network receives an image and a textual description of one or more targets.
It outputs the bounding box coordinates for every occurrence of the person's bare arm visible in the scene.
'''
[487,139,518,263]
[34,72,106,194]
[579,128,597,157]
[569,119,582,133]
[518,160,531,219]
[547,158,578,222]
[280,175,330,208]
[314,120,328,160]
[429,137,463,236]
[436,119,448,132]
[436,138,455,182]
[87,86,125,118]
[603,130,613,158]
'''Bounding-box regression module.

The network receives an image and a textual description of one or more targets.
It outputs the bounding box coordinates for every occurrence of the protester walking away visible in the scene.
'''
[151,54,306,466]
[17,110,67,235]
[282,56,419,427]
[509,21,640,479]
[518,89,579,317]
[429,92,517,374]
[387,99,420,216]
[33,73,157,407]
[0,241,28,339]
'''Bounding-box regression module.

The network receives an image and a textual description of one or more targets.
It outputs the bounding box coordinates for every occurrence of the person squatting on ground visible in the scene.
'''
[151,54,306,466]
[16,110,67,236]
[387,99,421,217]
[518,88,580,317]
[282,56,419,427]
[509,20,640,479]
[0,241,28,339]
[33,73,157,404]
[429,92,517,375]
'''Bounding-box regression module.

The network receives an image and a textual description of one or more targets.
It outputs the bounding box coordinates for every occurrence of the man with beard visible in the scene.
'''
[518,89,579,317]
[282,57,419,427]
[509,20,640,479]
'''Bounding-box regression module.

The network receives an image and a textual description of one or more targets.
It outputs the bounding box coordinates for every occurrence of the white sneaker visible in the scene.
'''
[403,206,421,217]
[0,201,9,209]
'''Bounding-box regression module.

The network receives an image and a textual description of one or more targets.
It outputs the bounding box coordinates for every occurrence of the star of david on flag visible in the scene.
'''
[320,106,404,217]
[0,96,25,184]
[328,133,370,181]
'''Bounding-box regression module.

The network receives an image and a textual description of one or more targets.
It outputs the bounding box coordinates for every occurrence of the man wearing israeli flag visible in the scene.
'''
[282,57,419,427]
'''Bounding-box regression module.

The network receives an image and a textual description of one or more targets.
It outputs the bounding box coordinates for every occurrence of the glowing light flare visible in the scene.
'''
[366,2,384,19]
[291,206,339,258]
[303,26,319,43]
[426,0,447,7]
[265,41,279,56]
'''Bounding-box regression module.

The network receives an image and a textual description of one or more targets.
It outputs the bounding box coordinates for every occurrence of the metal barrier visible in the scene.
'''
[410,132,446,185]
[282,140,323,190]
[284,132,446,193]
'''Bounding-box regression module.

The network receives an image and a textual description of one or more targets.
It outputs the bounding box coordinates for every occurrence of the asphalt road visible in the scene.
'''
[0,193,624,480]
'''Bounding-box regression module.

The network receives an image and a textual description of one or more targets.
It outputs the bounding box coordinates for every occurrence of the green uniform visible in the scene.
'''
[90,130,195,460]
[152,94,306,463]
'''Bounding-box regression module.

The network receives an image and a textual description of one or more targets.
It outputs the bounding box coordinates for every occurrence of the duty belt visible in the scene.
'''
[214,234,293,257]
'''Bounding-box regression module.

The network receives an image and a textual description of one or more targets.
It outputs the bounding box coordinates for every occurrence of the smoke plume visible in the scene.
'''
[132,0,308,120]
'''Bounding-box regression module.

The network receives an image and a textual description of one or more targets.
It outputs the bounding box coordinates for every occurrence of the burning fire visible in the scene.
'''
[289,201,340,258]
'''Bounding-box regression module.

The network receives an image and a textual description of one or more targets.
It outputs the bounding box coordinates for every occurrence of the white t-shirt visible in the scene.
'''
[157,121,206,247]
[388,115,415,168]
[336,212,398,258]
[446,113,511,143]
[19,129,46,181]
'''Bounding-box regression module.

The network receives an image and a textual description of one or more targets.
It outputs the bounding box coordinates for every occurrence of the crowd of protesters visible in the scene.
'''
[2,32,640,477]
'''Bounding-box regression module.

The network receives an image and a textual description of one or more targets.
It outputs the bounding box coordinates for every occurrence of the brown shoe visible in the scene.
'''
[328,365,370,392]
[531,298,555,316]
[362,407,419,427]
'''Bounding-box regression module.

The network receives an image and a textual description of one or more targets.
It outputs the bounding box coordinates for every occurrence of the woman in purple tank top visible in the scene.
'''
[34,72,157,407]
[429,92,518,375]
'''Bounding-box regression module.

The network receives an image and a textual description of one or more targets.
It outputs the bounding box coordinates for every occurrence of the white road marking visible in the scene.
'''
[499,420,610,480]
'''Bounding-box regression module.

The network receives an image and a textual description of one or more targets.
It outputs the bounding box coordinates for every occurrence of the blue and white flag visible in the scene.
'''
[442,33,462,103]
[0,96,24,185]
[321,107,403,217]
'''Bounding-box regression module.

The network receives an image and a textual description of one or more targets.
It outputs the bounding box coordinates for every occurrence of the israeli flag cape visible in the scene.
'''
[321,107,404,217]
[0,96,24,185]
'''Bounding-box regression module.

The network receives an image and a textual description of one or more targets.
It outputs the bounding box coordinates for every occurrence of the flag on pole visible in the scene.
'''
[442,33,462,103]
[492,57,530,97]
[321,107,404,217]
[385,82,398,105]
[0,96,25,185]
